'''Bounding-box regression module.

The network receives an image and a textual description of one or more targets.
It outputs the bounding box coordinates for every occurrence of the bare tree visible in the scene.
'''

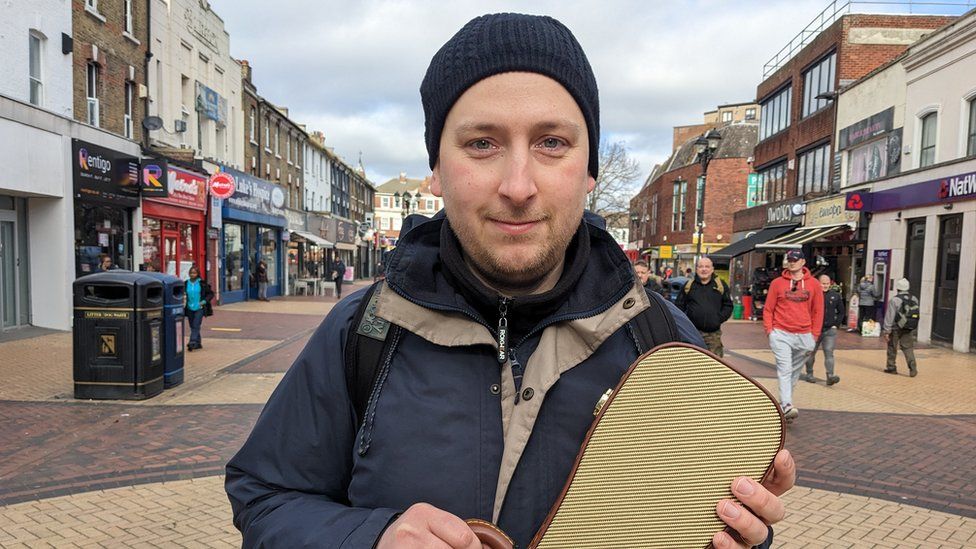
[588,140,642,228]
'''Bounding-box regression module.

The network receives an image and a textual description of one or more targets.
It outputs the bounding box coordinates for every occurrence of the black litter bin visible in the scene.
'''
[73,271,165,400]
[143,273,186,388]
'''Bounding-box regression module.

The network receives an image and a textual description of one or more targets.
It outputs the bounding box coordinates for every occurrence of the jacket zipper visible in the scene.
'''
[497,297,510,363]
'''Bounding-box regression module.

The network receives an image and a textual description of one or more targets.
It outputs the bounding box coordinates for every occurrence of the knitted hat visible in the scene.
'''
[895,278,910,292]
[421,13,600,178]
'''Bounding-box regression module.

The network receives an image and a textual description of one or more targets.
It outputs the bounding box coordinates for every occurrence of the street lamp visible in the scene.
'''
[694,128,722,264]
[400,191,415,218]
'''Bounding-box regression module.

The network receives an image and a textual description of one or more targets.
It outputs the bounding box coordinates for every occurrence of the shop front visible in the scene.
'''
[217,166,287,304]
[324,218,358,280]
[0,196,29,330]
[140,166,208,279]
[72,139,140,277]
[855,159,976,352]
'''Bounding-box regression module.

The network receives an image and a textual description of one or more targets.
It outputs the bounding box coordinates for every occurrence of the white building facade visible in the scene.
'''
[0,1,74,118]
[303,134,332,215]
[845,12,976,352]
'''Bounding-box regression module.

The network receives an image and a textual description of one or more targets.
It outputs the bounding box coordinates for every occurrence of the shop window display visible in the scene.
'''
[74,203,131,277]
[257,226,277,284]
[225,223,244,291]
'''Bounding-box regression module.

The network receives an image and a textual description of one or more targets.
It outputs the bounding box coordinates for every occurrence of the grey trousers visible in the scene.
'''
[769,329,815,407]
[805,326,837,377]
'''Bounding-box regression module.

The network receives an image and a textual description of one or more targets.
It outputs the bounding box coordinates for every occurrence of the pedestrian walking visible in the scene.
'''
[184,265,214,351]
[633,260,666,298]
[882,278,919,377]
[256,260,270,301]
[675,256,732,357]
[856,274,881,335]
[332,257,346,299]
[226,13,793,549]
[801,275,844,385]
[763,249,824,422]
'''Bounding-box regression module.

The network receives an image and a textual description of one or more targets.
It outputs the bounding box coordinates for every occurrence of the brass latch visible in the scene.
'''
[593,388,613,417]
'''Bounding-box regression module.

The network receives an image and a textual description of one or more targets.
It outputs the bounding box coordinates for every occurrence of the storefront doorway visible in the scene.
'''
[1,212,20,329]
[932,214,962,343]
[904,218,926,298]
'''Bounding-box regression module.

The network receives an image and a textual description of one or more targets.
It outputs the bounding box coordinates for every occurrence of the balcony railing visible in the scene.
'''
[763,0,976,78]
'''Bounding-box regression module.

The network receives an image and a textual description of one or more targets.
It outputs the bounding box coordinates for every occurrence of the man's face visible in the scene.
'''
[431,72,595,290]
[819,275,831,292]
[786,257,805,274]
[696,258,714,280]
[635,265,650,284]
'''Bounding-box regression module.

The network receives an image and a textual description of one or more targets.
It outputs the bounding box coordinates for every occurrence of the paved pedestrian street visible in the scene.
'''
[0,302,973,548]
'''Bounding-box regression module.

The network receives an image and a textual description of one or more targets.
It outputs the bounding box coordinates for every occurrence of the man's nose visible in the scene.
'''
[497,149,538,205]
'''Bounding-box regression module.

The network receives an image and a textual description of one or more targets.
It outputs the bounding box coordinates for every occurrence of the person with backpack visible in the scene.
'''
[675,256,733,357]
[801,275,845,386]
[882,278,919,377]
[225,14,794,549]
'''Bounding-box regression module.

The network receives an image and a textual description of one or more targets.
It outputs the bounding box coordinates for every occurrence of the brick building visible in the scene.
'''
[672,101,758,152]
[630,121,758,277]
[72,0,148,142]
[240,60,306,211]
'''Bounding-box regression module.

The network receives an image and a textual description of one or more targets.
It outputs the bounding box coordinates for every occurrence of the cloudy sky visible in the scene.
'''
[208,0,837,185]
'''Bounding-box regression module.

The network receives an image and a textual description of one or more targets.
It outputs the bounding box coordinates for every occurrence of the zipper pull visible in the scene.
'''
[497,297,510,364]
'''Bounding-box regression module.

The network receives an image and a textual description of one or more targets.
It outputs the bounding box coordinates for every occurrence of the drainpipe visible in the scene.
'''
[143,0,153,151]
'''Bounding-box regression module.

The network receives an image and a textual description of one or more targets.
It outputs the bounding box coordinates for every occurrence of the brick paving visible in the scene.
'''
[0,296,973,546]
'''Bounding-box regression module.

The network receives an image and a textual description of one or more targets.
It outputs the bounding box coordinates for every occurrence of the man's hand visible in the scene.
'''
[377,503,482,549]
[712,449,795,548]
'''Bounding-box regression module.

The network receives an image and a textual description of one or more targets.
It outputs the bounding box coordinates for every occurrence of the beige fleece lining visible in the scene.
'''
[374,282,496,347]
[491,281,650,521]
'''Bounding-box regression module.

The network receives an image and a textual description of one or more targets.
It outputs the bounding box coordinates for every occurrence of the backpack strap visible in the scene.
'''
[632,290,679,354]
[344,281,395,427]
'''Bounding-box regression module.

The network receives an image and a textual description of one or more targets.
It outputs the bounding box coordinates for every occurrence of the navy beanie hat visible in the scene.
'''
[421,13,600,178]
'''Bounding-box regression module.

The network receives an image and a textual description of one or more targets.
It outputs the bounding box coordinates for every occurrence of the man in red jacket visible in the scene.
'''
[763,249,824,422]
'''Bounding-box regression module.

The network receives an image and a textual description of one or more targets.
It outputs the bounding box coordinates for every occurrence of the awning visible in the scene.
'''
[755,223,852,249]
[335,242,358,251]
[290,230,334,247]
[708,224,798,260]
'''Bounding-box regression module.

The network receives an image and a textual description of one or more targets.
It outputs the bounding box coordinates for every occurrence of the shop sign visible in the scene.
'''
[195,81,227,126]
[839,107,894,150]
[207,227,220,239]
[805,195,859,227]
[210,196,222,228]
[140,159,169,197]
[285,208,306,231]
[322,218,337,243]
[218,165,286,220]
[336,220,356,244]
[746,173,761,208]
[208,171,236,199]
[847,127,903,186]
[659,245,673,259]
[147,168,207,210]
[850,167,976,212]
[764,197,804,226]
[72,139,139,206]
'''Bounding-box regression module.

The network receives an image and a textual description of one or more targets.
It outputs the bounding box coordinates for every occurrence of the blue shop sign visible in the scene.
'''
[218,166,287,226]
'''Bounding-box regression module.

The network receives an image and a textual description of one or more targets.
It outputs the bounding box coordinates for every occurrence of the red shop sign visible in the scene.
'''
[209,171,236,199]
[147,168,207,211]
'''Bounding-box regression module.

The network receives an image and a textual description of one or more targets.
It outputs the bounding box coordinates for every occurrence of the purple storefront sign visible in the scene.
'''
[847,170,976,212]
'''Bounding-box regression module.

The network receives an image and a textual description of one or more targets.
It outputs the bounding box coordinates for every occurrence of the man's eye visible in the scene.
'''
[541,137,563,149]
[471,139,492,150]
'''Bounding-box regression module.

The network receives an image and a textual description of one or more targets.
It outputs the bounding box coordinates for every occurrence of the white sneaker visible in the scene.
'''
[783,404,799,421]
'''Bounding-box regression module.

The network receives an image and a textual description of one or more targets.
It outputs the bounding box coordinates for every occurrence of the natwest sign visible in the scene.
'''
[939,171,976,200]
[208,171,236,199]
[846,167,976,212]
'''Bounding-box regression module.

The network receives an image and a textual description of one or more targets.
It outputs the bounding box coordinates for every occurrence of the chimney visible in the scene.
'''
[399,172,406,184]
[240,59,252,82]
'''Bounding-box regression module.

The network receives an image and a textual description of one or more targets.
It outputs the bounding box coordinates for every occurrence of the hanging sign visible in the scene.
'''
[208,171,236,199]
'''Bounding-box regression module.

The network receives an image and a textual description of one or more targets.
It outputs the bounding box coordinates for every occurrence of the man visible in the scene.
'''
[332,257,346,299]
[763,249,824,422]
[226,13,793,549]
[801,275,844,385]
[676,256,732,357]
[856,274,881,334]
[882,278,919,377]
[634,260,666,297]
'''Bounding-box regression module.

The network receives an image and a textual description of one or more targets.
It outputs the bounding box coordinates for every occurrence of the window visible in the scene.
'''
[695,176,705,226]
[426,199,435,210]
[86,62,100,127]
[28,32,43,106]
[264,116,270,150]
[756,162,787,203]
[671,180,687,231]
[286,134,291,163]
[85,0,98,10]
[650,194,658,236]
[967,100,976,157]
[123,81,134,138]
[745,108,756,120]
[760,86,791,140]
[802,52,836,117]
[847,138,888,186]
[920,112,937,168]
[797,143,831,195]
[123,0,133,35]
[381,196,390,208]
[275,124,280,156]
[721,111,732,123]
[249,107,255,142]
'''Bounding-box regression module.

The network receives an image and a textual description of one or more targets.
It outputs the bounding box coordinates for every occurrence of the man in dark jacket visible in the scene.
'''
[676,256,733,357]
[801,275,844,385]
[332,258,346,299]
[226,13,793,549]
[634,260,667,297]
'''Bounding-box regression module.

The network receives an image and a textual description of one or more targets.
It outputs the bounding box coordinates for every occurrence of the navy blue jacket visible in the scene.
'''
[225,214,777,548]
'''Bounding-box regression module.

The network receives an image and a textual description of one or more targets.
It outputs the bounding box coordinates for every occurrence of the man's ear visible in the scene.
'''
[431,164,443,197]
[586,175,596,194]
